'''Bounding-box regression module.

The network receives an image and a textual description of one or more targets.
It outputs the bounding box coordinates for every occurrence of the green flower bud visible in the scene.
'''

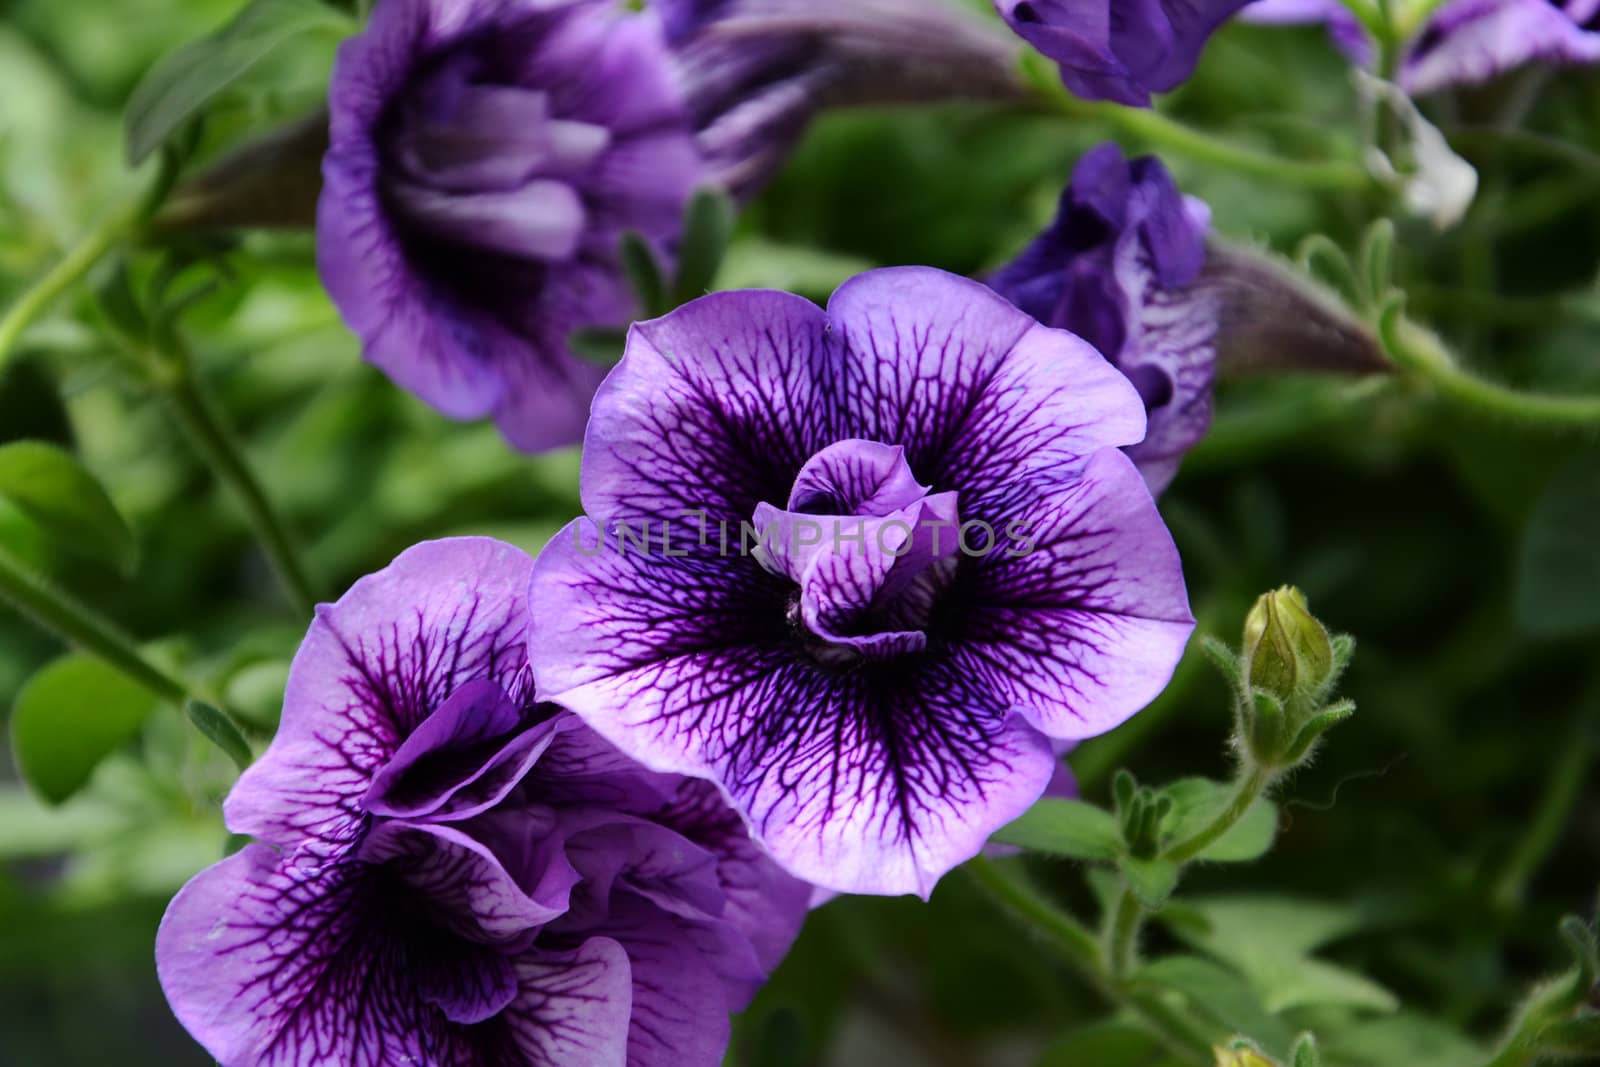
[1242,587,1335,701]
[1214,1042,1278,1067]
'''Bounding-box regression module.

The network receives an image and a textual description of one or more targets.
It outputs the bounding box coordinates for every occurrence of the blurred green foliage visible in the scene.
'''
[1,2,1598,1065]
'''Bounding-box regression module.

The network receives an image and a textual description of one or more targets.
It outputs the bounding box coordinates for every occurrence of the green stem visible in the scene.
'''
[1060,96,1370,193]
[966,856,1214,1065]
[0,203,141,374]
[966,855,1103,972]
[0,543,190,706]
[160,353,318,617]
[1380,310,1600,429]
[1107,888,1143,978]
[1491,701,1596,913]
[1164,765,1273,865]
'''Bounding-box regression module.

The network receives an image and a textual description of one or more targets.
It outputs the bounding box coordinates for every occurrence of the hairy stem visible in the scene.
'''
[1166,765,1274,865]
[1381,307,1600,429]
[1107,888,1144,978]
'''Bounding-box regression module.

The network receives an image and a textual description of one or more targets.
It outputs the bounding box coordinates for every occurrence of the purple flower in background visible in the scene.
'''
[991,144,1218,494]
[660,0,1026,197]
[319,0,704,451]
[526,268,1193,897]
[157,538,809,1066]
[1244,0,1600,94]
[995,0,1256,105]
[1239,0,1373,64]
[1403,0,1600,94]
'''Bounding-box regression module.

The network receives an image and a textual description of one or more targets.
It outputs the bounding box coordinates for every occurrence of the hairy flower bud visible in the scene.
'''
[1243,586,1335,700]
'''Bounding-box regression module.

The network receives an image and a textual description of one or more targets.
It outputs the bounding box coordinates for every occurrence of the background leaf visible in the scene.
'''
[0,441,137,574]
[124,0,348,164]
[1515,449,1600,637]
[672,187,736,305]
[10,654,161,804]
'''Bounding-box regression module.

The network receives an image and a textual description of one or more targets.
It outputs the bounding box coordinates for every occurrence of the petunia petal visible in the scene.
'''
[827,267,1148,525]
[156,845,462,1067]
[579,289,834,526]
[357,820,576,944]
[225,538,534,862]
[1401,0,1600,95]
[529,527,1060,896]
[952,448,1195,738]
[362,682,558,823]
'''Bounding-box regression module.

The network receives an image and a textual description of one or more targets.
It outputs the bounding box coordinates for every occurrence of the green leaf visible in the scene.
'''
[125,0,351,165]
[1516,450,1600,637]
[185,700,252,770]
[1133,956,1295,1055]
[10,654,162,805]
[992,798,1122,860]
[619,231,666,318]
[1165,895,1396,1015]
[1161,778,1279,862]
[718,237,875,300]
[1320,1015,1485,1067]
[1120,856,1180,909]
[567,326,629,366]
[672,186,736,306]
[0,441,137,574]
[1036,1018,1171,1067]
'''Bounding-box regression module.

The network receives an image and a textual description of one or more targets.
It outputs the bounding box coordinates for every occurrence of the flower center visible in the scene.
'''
[751,439,960,667]
[380,46,608,263]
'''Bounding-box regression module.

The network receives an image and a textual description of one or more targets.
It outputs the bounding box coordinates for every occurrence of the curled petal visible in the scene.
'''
[828,268,1147,524]
[357,820,577,944]
[225,538,534,861]
[530,527,1058,895]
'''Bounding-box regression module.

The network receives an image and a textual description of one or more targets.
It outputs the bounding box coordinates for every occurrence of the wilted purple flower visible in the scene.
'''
[526,268,1194,897]
[995,0,1256,105]
[157,538,809,1066]
[318,0,704,451]
[1244,0,1600,94]
[660,0,1026,197]
[990,144,1218,494]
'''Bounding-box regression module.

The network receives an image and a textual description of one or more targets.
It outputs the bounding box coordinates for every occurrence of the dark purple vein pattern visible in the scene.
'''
[158,538,809,1066]
[527,267,1194,897]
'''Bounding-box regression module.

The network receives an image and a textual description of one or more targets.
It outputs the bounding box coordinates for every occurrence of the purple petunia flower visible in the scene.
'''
[156,538,809,1067]
[1244,0,1600,94]
[990,144,1218,494]
[525,268,1194,897]
[318,0,704,452]
[995,0,1257,105]
[659,0,1026,197]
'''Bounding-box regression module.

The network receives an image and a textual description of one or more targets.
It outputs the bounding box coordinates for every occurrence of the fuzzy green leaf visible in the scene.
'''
[991,798,1122,860]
